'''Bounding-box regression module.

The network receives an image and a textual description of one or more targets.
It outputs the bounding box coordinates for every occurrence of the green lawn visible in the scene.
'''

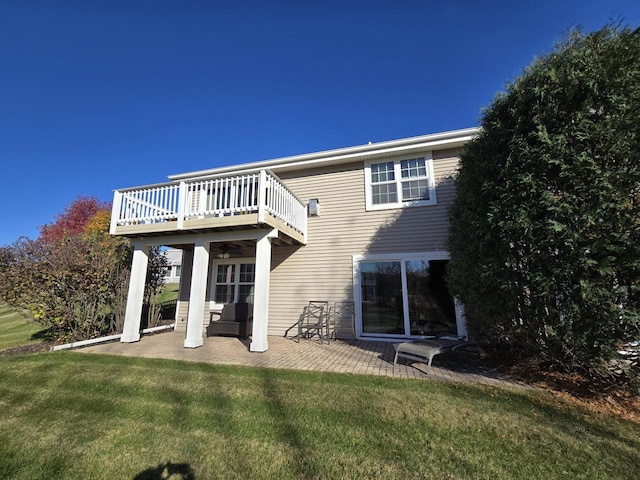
[0,303,45,352]
[156,284,180,321]
[1,352,639,480]
[157,283,179,305]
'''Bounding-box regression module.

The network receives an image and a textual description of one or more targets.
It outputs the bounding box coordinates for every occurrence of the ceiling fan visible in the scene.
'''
[217,243,244,259]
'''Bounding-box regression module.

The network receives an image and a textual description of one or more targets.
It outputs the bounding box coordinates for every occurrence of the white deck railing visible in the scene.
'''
[110,170,307,238]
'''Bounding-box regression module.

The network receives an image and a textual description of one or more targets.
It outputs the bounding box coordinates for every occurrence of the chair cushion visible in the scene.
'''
[219,303,253,322]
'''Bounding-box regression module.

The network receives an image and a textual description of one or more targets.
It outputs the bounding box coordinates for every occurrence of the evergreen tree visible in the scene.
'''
[448,25,640,382]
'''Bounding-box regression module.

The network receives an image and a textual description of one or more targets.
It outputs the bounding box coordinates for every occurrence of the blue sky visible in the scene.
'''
[1,0,638,246]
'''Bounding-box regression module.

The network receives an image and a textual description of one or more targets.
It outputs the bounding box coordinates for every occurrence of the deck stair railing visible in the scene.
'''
[110,170,307,239]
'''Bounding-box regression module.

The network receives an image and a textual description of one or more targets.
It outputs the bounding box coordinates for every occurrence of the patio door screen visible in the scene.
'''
[357,256,459,338]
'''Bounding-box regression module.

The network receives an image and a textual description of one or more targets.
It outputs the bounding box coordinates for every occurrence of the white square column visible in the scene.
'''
[184,239,210,348]
[121,243,150,343]
[250,230,277,352]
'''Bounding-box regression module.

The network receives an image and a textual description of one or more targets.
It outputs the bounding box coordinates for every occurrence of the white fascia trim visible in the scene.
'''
[128,229,278,248]
[168,127,480,181]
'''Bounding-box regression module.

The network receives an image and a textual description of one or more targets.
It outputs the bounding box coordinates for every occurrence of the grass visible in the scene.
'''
[0,303,45,352]
[156,284,180,321]
[157,283,179,305]
[1,352,639,479]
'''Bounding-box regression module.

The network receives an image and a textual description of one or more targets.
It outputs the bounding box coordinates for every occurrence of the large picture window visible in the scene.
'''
[365,154,436,210]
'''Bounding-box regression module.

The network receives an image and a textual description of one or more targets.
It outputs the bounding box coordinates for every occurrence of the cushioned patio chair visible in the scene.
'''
[206,303,253,339]
[392,336,470,373]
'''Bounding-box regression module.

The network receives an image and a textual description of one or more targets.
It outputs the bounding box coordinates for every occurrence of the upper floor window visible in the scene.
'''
[364,154,436,210]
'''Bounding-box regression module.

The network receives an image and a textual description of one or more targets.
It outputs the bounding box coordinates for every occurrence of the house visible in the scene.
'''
[162,248,183,284]
[109,127,479,352]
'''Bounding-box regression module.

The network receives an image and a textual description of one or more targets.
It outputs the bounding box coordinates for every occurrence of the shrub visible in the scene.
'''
[448,25,640,387]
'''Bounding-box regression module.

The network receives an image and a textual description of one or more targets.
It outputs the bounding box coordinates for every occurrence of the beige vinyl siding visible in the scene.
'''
[175,148,462,338]
[267,148,461,337]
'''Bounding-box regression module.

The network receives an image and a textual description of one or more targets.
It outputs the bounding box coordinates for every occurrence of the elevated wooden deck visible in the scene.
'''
[110,170,307,245]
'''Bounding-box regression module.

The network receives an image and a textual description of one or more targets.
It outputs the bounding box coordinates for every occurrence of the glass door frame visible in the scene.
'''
[352,252,467,340]
[209,257,257,310]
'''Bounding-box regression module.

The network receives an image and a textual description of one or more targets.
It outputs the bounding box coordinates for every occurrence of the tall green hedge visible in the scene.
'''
[448,25,640,379]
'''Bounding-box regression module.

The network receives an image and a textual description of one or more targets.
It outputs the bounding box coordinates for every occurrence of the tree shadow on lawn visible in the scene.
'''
[133,462,195,479]
[30,326,61,341]
[0,328,56,355]
[0,327,63,355]
[259,367,322,478]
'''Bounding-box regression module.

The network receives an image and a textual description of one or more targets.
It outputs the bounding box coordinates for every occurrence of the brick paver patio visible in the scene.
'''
[79,330,527,388]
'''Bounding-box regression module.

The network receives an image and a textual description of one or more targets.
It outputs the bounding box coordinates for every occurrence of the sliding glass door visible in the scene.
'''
[358,257,458,338]
[405,259,456,336]
[360,261,403,334]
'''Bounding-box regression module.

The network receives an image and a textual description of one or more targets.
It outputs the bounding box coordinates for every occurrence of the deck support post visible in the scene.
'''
[121,243,150,343]
[250,229,277,352]
[184,239,210,348]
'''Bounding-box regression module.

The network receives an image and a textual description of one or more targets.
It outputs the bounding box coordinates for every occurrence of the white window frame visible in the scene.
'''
[163,265,181,283]
[209,257,256,309]
[352,252,467,340]
[364,153,437,211]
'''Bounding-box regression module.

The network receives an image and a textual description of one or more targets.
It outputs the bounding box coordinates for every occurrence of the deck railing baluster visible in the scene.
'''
[112,170,306,237]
